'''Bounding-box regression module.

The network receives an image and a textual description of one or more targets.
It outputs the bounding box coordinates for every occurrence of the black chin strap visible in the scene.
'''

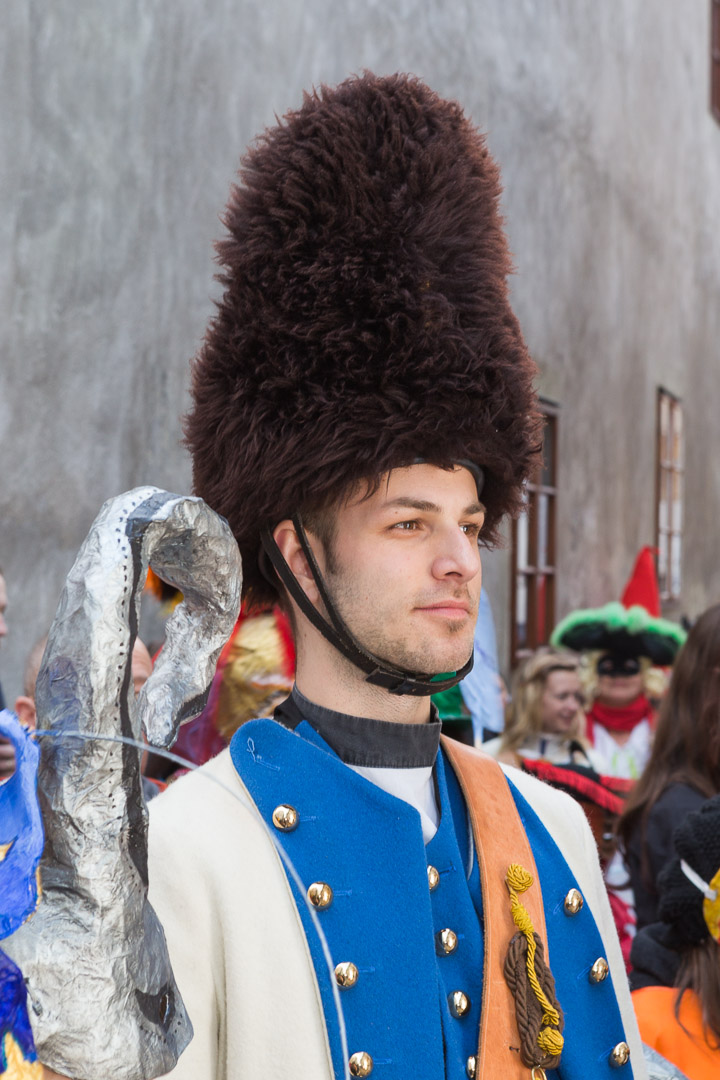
[260,516,474,696]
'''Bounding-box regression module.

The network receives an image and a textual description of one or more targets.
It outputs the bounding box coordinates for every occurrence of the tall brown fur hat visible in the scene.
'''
[186,71,541,607]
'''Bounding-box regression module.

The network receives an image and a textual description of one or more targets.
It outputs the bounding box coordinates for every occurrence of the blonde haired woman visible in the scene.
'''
[484,648,599,769]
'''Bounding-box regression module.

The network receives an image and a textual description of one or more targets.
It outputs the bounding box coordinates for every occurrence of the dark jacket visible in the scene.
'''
[625,782,707,930]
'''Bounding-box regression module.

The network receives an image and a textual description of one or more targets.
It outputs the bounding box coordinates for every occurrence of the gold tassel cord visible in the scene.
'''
[506,864,565,1057]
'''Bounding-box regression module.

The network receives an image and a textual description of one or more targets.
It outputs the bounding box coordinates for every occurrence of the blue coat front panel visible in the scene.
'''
[510,783,637,1080]
[230,719,636,1080]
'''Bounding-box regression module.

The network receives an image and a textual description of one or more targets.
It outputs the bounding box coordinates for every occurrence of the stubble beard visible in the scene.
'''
[322,566,475,677]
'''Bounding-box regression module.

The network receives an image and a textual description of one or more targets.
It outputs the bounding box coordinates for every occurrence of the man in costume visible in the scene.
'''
[146,73,645,1079]
[551,601,685,779]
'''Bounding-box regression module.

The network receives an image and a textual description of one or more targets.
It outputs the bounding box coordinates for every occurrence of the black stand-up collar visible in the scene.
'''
[274,686,441,769]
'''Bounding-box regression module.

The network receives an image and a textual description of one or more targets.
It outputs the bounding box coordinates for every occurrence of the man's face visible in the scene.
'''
[0,574,7,644]
[313,464,484,676]
[595,653,645,707]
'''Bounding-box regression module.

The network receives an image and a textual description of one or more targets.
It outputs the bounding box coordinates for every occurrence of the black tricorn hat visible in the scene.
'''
[551,602,686,667]
[186,72,541,606]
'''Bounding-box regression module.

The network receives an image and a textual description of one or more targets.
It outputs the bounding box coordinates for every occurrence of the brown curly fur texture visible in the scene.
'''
[185,72,541,606]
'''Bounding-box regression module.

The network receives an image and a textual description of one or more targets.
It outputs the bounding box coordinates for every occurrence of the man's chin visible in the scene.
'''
[402,647,474,680]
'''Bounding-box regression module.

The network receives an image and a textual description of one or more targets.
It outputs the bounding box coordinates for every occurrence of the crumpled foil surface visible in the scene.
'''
[4,488,243,1079]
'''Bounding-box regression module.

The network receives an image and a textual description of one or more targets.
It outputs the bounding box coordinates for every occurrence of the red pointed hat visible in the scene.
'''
[621,546,661,617]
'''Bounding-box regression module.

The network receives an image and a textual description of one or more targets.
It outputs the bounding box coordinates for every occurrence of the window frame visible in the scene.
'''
[655,387,684,602]
[510,400,559,666]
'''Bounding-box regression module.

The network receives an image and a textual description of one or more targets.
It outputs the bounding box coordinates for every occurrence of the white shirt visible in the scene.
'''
[350,763,439,842]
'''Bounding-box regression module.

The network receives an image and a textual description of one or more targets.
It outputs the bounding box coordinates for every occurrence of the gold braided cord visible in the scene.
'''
[506,864,565,1055]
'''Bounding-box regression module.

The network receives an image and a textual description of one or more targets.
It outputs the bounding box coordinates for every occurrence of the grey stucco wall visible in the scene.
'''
[2,1,719,698]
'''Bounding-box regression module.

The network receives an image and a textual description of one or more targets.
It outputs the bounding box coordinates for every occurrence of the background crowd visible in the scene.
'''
[1,543,719,1078]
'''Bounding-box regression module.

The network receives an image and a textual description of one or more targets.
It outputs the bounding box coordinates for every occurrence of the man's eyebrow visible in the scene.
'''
[463,501,486,516]
[382,497,486,515]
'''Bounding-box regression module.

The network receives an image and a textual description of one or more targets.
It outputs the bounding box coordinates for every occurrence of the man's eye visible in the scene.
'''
[394,520,419,530]
[462,523,482,537]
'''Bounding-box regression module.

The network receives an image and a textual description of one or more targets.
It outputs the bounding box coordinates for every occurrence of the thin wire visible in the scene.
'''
[33,728,351,1079]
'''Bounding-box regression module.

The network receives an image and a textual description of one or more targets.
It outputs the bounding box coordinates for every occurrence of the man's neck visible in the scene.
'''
[290,599,440,724]
[294,651,433,725]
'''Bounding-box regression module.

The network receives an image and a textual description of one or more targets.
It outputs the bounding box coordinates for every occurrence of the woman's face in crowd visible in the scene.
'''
[540,670,584,734]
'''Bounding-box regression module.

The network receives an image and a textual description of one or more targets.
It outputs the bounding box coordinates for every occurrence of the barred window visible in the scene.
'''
[511,402,558,665]
[656,389,684,601]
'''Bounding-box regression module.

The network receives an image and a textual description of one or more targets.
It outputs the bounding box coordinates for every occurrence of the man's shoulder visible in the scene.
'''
[148,746,263,845]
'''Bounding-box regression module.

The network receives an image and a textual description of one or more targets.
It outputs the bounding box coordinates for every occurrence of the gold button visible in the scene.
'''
[466,1055,477,1078]
[335,961,359,988]
[349,1051,373,1077]
[448,990,470,1018]
[563,887,584,915]
[427,864,440,891]
[610,1042,630,1067]
[589,957,609,983]
[307,881,333,908]
[272,804,298,831]
[435,928,458,955]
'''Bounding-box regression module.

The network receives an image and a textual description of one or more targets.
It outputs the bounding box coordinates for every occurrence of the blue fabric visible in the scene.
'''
[230,719,636,1079]
[0,949,38,1066]
[0,711,42,1069]
[426,753,484,1076]
[0,710,44,939]
[458,589,504,740]
[233,719,445,1079]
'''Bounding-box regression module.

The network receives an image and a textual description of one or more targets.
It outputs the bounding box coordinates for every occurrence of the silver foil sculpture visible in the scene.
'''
[5,488,243,1079]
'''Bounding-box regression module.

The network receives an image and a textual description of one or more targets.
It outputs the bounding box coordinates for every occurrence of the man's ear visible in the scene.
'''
[14,695,37,730]
[272,520,321,605]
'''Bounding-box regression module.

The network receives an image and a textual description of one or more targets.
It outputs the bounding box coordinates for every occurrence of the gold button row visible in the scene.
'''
[283,813,620,1073]
[277,799,368,1079]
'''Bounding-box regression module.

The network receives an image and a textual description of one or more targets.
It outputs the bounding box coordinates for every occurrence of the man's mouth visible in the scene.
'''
[416,601,472,617]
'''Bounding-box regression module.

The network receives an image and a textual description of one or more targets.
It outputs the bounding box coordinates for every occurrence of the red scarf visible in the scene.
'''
[587,695,651,738]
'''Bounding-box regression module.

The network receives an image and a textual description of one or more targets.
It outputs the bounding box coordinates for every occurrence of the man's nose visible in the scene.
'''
[0,615,7,638]
[431,527,481,581]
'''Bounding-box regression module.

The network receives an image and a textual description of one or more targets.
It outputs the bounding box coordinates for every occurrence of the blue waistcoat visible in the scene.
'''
[230,718,636,1080]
